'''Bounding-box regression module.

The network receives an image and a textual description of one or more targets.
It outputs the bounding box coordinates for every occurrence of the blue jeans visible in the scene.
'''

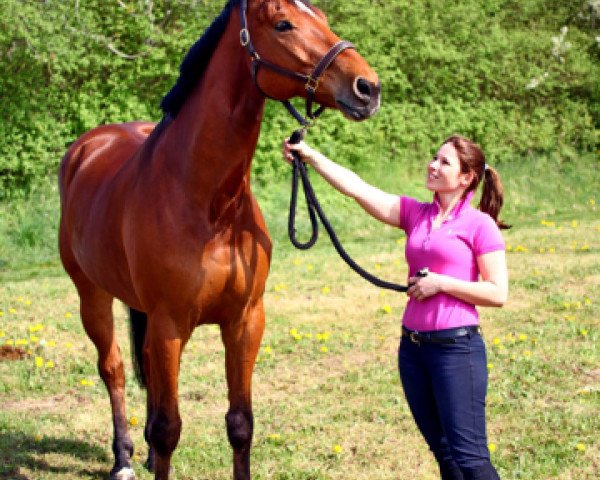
[398,331,500,480]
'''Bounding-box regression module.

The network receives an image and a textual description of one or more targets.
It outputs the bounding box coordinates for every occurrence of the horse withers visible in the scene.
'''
[58,1,380,479]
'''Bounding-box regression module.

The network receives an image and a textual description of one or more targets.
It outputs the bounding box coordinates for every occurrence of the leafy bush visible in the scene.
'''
[0,0,598,198]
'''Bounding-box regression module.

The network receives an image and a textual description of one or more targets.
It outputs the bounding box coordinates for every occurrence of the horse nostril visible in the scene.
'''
[354,77,372,102]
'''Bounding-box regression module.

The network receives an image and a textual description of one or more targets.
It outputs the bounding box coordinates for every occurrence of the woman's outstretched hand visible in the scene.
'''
[282,139,316,165]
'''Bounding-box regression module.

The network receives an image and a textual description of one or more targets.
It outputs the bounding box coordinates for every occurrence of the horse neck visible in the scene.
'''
[161,14,266,211]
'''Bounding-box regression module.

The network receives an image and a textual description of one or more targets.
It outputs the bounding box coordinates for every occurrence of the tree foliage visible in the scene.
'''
[0,0,598,197]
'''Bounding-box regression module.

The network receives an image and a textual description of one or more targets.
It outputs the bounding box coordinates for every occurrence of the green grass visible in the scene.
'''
[1,153,599,479]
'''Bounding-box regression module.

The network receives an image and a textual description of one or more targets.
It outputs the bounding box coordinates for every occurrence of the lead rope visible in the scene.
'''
[287,128,428,292]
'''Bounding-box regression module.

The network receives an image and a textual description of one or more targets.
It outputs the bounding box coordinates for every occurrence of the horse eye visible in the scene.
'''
[275,20,294,32]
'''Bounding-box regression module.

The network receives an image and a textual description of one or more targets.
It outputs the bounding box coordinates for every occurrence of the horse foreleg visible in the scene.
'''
[221,301,266,480]
[144,313,185,480]
[77,284,135,480]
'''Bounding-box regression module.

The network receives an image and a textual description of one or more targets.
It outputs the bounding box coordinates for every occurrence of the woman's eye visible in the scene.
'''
[275,20,294,32]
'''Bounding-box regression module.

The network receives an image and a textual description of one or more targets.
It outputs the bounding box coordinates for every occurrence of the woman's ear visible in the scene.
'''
[460,170,475,188]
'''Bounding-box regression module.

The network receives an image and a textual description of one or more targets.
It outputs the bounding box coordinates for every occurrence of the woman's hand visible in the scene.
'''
[282,139,316,165]
[407,272,444,301]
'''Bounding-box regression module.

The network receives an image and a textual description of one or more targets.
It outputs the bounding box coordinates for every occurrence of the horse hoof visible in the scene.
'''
[111,467,136,480]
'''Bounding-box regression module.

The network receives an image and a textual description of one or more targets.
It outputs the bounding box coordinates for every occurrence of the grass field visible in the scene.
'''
[1,153,599,479]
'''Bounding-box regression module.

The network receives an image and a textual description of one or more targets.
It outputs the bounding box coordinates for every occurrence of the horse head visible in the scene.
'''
[242,0,381,122]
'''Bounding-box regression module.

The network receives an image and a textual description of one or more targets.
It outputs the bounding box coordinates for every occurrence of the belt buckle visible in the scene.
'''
[409,331,420,345]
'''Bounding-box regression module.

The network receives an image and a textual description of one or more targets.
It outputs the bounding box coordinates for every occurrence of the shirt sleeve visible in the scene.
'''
[473,213,505,256]
[399,196,421,234]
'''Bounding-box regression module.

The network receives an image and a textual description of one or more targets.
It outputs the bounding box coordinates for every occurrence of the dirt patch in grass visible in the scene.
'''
[2,393,91,413]
[0,345,28,361]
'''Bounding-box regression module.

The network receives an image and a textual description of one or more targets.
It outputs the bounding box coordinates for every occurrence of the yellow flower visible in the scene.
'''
[518,334,528,342]
[375,263,382,270]
[0,331,5,338]
[320,346,329,353]
[513,245,527,253]
[0,311,3,317]
[579,329,588,337]
[30,335,39,343]
[584,298,592,306]
[381,304,392,314]
[65,341,73,348]
[34,434,43,442]
[548,247,555,253]
[273,283,287,293]
[487,363,494,370]
[580,244,590,251]
[492,337,501,345]
[65,312,72,318]
[263,346,273,355]
[321,286,331,294]
[488,443,497,453]
[15,339,28,346]
[45,361,55,369]
[523,350,532,357]
[9,308,17,314]
[35,357,44,368]
[80,379,95,387]
[267,433,281,440]
[5,340,14,346]
[129,416,139,426]
[292,257,302,266]
[24,300,32,306]
[332,444,343,454]
[575,443,586,452]
[571,220,578,228]
[306,264,314,271]
[47,340,56,348]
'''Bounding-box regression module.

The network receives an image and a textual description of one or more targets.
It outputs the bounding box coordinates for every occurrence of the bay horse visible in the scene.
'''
[58,1,380,479]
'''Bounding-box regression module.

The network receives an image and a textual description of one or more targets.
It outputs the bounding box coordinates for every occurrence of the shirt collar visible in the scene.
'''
[432,190,475,219]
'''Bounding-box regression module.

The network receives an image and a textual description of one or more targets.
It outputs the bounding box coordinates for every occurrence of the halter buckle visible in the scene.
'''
[305,76,319,93]
[240,28,250,47]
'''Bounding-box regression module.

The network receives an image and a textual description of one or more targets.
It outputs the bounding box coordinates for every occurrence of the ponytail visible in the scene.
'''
[478,166,510,229]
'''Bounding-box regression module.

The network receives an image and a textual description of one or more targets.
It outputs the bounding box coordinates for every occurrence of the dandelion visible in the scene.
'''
[575,443,586,452]
[306,264,314,271]
[492,337,501,345]
[320,346,329,353]
[589,198,596,206]
[321,286,331,294]
[0,331,5,338]
[273,283,287,293]
[563,302,571,310]
[9,308,17,314]
[579,387,591,395]
[317,331,331,341]
[5,340,14,346]
[571,220,578,228]
[381,304,392,314]
[24,300,32,306]
[65,341,73,348]
[29,324,44,333]
[129,416,139,426]
[35,357,44,368]
[65,312,72,318]
[506,245,512,252]
[584,298,592,306]
[548,247,555,253]
[29,336,39,343]
[579,329,588,337]
[513,245,527,253]
[263,346,273,355]
[487,363,494,370]
[47,340,56,348]
[80,379,95,387]
[45,361,55,369]
[375,263,382,270]
[523,350,532,357]
[332,444,343,454]
[580,244,590,251]
[267,433,281,440]
[15,339,28,346]
[518,334,528,342]
[488,443,497,453]
[292,257,302,266]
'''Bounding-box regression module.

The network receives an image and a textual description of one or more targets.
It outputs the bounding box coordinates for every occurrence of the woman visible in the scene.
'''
[283,134,508,480]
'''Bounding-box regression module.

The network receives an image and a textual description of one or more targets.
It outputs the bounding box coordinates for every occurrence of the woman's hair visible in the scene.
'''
[443,134,510,229]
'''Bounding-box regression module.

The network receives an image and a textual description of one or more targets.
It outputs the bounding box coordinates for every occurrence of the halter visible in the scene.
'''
[239,0,355,126]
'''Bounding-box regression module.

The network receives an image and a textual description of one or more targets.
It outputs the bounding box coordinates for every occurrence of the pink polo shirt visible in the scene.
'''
[399,191,505,331]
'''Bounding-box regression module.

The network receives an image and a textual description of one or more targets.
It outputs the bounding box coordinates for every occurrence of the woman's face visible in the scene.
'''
[426,143,472,194]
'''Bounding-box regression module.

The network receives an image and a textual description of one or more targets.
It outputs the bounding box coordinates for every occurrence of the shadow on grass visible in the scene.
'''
[0,431,110,479]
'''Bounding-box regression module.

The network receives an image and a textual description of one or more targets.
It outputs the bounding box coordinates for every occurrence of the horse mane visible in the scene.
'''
[160,0,240,117]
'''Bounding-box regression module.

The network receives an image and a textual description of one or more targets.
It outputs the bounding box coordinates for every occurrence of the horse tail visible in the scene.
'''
[129,308,148,388]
